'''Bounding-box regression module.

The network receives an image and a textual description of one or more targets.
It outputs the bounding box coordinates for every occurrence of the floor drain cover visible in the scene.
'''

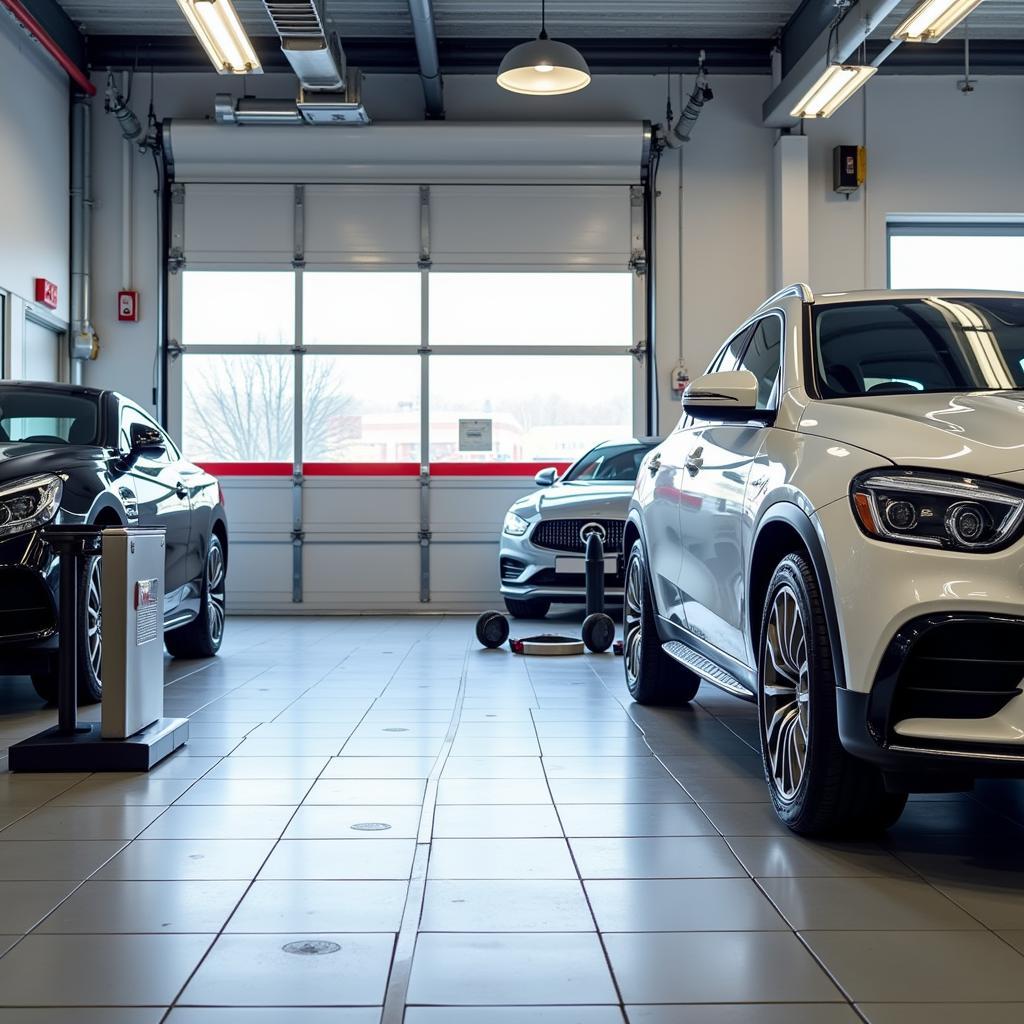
[383,727,408,732]
[351,822,391,831]
[282,940,341,956]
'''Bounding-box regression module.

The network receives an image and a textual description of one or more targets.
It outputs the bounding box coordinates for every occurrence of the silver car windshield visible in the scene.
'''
[563,443,656,483]
[814,298,1024,398]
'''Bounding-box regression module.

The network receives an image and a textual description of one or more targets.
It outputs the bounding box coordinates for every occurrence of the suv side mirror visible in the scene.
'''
[534,467,558,487]
[129,422,166,457]
[683,370,767,422]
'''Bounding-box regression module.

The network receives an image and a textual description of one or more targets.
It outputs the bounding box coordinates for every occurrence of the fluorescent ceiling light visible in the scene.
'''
[791,64,877,119]
[892,0,986,43]
[176,0,262,74]
[497,1,590,95]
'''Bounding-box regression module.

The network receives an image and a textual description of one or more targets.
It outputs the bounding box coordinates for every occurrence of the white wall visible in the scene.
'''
[0,12,71,377]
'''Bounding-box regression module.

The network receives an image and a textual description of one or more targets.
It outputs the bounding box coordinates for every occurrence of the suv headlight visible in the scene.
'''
[850,470,1024,552]
[0,474,63,540]
[503,511,531,537]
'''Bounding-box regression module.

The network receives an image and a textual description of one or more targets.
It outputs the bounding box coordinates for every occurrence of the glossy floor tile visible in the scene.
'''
[2,613,1024,1020]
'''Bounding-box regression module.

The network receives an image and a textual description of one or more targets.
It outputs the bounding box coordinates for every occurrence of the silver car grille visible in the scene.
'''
[531,518,625,554]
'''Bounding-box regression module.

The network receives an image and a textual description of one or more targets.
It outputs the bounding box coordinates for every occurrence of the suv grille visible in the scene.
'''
[531,518,625,554]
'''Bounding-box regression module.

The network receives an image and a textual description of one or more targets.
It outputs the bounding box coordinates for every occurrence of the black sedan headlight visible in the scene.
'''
[0,474,63,540]
[851,470,1024,552]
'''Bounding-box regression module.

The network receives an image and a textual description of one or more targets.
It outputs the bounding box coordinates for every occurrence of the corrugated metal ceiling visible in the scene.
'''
[56,0,1024,40]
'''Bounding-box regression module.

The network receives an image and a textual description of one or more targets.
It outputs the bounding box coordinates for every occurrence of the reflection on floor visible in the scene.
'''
[1,613,1024,1023]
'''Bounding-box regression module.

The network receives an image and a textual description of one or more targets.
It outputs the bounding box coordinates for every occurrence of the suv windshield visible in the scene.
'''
[814,297,1024,398]
[563,442,655,483]
[0,389,100,445]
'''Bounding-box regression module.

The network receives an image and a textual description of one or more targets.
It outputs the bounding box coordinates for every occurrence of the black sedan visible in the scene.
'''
[0,382,228,703]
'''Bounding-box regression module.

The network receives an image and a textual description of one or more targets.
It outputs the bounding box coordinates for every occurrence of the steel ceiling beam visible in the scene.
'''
[85,35,774,75]
[763,0,904,128]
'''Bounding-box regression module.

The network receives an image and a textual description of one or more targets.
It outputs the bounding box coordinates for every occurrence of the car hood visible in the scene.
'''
[800,391,1024,478]
[0,444,108,486]
[510,480,634,520]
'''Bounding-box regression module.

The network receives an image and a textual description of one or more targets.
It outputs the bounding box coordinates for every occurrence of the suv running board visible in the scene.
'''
[662,640,755,702]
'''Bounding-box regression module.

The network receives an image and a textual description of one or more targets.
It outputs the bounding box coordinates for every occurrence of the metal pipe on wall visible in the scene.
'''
[70,94,96,380]
[121,72,133,292]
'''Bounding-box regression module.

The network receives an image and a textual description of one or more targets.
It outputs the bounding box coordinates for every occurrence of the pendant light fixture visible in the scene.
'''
[497,0,591,96]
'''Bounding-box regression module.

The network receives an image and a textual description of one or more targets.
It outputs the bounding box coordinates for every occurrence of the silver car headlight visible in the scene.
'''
[503,511,531,537]
[0,474,63,540]
[851,469,1024,552]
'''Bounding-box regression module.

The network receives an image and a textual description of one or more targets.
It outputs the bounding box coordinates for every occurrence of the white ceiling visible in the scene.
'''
[56,0,1024,40]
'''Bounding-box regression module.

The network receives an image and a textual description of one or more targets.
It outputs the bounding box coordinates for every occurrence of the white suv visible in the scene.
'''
[625,285,1024,836]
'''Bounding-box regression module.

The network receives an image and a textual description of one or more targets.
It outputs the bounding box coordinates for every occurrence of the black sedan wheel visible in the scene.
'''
[32,554,104,705]
[165,534,227,659]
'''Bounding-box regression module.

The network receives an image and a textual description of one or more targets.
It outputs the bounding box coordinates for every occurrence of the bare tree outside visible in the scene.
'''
[185,355,354,461]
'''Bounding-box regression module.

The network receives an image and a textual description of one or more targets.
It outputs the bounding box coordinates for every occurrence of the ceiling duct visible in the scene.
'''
[263,0,344,90]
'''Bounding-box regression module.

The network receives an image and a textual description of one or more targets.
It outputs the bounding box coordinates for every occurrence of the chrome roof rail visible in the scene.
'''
[756,283,813,312]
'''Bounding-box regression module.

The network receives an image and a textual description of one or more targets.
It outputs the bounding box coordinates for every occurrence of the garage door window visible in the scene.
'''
[303,355,421,463]
[429,354,633,464]
[430,273,633,347]
[178,268,635,469]
[182,353,294,463]
[304,272,420,346]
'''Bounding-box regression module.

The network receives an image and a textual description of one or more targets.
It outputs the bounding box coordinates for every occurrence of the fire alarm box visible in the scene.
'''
[118,290,140,322]
[34,278,58,309]
[671,361,690,396]
[833,145,867,195]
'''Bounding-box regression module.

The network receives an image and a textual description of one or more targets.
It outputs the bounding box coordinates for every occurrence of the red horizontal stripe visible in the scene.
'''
[430,462,571,477]
[304,462,421,477]
[198,461,572,478]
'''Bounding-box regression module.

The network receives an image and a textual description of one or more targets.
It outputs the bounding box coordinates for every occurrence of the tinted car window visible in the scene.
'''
[737,315,783,409]
[563,443,656,483]
[713,324,757,374]
[814,298,1024,397]
[0,390,99,445]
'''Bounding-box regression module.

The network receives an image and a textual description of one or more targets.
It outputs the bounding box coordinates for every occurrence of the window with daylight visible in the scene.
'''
[429,354,634,464]
[177,269,636,468]
[889,224,1024,291]
[429,272,633,347]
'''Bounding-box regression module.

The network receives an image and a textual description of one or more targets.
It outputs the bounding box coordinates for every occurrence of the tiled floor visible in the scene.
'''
[1,613,1024,1023]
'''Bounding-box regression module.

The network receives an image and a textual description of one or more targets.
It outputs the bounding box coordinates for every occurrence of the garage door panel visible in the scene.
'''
[430,541,499,594]
[184,184,294,265]
[431,479,531,533]
[224,541,293,606]
[301,542,418,597]
[431,186,632,267]
[218,480,292,531]
[303,480,419,532]
[304,185,420,266]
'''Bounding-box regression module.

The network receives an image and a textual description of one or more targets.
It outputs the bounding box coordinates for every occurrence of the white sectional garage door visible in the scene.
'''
[165,121,648,612]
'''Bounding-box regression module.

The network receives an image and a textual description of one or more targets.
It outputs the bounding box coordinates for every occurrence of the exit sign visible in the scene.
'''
[34,278,58,309]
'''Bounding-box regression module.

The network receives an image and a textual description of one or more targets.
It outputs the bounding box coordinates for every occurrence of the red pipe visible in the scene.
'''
[1,0,96,95]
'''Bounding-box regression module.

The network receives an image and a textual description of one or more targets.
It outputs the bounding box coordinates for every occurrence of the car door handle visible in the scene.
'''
[647,454,661,475]
[685,448,704,476]
[175,482,188,499]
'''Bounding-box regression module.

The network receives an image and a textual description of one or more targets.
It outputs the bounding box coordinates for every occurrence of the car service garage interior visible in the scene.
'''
[3,0,1024,1020]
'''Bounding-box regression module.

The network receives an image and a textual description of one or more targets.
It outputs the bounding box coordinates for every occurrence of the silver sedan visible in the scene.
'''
[499,439,660,618]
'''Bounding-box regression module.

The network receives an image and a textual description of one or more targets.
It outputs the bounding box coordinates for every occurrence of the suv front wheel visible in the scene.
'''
[757,551,906,836]
[623,540,700,706]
